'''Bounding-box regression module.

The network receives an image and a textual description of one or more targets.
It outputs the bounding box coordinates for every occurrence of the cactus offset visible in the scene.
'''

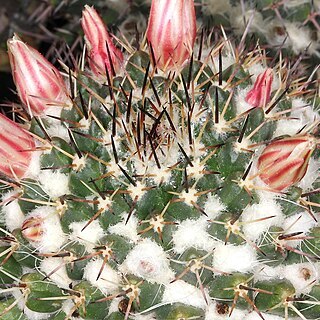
[0,2,320,320]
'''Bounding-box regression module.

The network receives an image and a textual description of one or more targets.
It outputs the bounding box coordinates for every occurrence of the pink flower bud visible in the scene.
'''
[21,216,44,242]
[146,0,196,70]
[257,136,316,191]
[245,68,273,108]
[0,114,35,179]
[81,5,123,79]
[7,36,70,116]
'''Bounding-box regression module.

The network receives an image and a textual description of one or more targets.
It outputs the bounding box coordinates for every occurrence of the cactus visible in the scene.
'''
[0,1,320,320]
[199,0,320,59]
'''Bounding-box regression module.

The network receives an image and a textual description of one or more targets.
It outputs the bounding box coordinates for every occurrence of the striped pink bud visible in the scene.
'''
[7,36,70,116]
[245,68,273,108]
[257,136,317,191]
[21,216,44,242]
[146,0,196,70]
[0,114,35,179]
[81,5,123,79]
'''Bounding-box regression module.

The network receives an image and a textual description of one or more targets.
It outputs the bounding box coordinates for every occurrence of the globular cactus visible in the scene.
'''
[0,1,319,320]
[199,0,320,59]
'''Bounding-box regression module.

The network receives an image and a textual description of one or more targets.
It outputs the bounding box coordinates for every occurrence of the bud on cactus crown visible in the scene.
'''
[8,36,71,116]
[0,1,319,320]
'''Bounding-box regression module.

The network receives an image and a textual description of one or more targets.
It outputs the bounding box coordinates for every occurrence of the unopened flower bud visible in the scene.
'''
[0,114,35,179]
[146,0,196,71]
[21,216,44,242]
[258,136,316,191]
[7,36,70,116]
[81,5,123,79]
[245,68,273,108]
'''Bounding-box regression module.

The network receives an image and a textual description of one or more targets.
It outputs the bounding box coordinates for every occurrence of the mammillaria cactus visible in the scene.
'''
[200,0,320,59]
[0,1,319,320]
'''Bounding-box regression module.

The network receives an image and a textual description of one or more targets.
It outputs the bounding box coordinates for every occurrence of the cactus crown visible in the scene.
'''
[0,2,319,320]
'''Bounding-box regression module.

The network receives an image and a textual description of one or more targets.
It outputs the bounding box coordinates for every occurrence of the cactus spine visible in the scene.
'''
[0,1,319,320]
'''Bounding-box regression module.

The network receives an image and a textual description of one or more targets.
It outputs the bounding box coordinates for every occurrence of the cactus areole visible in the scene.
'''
[0,1,319,320]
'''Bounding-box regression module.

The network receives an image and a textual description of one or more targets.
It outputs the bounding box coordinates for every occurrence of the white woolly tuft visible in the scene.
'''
[24,307,52,320]
[45,118,70,142]
[11,287,26,310]
[127,181,148,200]
[25,149,41,178]
[120,238,174,284]
[273,118,304,137]
[274,99,319,137]
[107,297,122,316]
[37,171,70,199]
[229,5,264,35]
[108,213,140,243]
[186,158,205,180]
[282,212,317,247]
[246,63,280,92]
[162,280,207,310]
[245,311,285,320]
[201,0,231,16]
[83,258,120,295]
[253,264,282,282]
[209,52,235,75]
[1,191,25,231]
[291,99,320,122]
[28,206,66,253]
[241,200,284,241]
[189,139,206,160]
[247,63,265,81]
[40,257,72,289]
[213,244,257,273]
[61,300,74,317]
[266,21,318,56]
[61,300,84,319]
[235,87,252,114]
[298,157,319,191]
[172,218,216,254]
[148,165,172,185]
[233,137,252,155]
[69,220,105,252]
[285,22,318,55]
[132,313,157,320]
[204,194,226,220]
[281,263,320,294]
[205,301,247,320]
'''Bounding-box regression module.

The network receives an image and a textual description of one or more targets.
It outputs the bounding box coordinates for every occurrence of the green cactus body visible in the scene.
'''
[0,2,319,320]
